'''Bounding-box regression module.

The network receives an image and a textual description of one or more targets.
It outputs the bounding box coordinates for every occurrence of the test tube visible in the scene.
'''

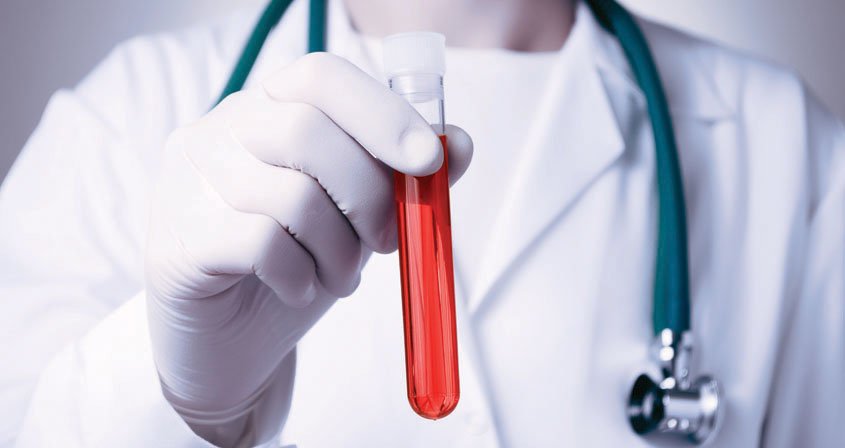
[383,32,460,420]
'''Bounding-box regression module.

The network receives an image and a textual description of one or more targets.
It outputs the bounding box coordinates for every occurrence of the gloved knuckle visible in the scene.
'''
[281,102,326,143]
[215,89,252,113]
[296,51,344,76]
[286,170,327,217]
[245,216,282,257]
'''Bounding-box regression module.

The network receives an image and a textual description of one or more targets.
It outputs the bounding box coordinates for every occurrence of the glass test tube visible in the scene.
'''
[384,32,460,420]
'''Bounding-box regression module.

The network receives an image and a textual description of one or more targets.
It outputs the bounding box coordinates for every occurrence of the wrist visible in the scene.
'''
[159,349,297,448]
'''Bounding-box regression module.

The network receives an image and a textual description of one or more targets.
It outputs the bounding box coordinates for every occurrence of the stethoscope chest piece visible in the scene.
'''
[627,330,722,445]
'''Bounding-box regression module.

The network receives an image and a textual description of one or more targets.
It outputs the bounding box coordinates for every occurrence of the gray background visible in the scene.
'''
[1,0,843,181]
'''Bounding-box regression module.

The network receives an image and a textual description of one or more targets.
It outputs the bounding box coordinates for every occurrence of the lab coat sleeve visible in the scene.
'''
[16,289,293,448]
[14,293,219,447]
[0,48,145,444]
[2,31,292,446]
[761,88,845,447]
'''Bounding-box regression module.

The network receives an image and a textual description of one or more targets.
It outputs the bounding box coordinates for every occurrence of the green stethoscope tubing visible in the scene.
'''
[216,0,691,337]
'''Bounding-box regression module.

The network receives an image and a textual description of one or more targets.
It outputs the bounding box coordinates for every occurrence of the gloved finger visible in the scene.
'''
[443,124,474,187]
[262,52,444,177]
[217,90,396,254]
[155,134,320,307]
[182,122,364,298]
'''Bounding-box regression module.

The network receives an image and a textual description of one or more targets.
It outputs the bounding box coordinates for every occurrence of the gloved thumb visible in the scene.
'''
[443,124,474,186]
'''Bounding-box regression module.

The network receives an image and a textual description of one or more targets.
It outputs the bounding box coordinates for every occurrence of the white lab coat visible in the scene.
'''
[1,0,843,446]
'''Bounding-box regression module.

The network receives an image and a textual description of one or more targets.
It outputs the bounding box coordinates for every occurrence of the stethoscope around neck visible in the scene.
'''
[216,0,723,444]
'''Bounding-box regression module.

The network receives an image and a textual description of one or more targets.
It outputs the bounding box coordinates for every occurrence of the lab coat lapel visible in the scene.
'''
[467,7,628,313]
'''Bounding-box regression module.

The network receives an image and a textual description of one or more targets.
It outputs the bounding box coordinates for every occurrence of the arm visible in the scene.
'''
[0,38,231,446]
[5,42,474,448]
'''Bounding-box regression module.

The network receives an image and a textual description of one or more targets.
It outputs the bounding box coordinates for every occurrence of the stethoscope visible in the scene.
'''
[216,0,723,444]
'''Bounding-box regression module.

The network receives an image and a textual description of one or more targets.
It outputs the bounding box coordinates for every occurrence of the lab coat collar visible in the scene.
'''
[584,8,734,121]
[465,3,629,313]
[464,3,733,313]
[255,0,732,121]
[645,21,735,121]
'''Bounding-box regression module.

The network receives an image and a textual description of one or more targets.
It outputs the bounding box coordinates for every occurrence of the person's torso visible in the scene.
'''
[107,0,816,445]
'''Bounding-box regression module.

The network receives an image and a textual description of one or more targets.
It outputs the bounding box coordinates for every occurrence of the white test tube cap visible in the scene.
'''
[382,32,446,78]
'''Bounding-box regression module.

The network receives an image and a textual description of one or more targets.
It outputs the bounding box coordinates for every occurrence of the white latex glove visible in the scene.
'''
[145,53,473,447]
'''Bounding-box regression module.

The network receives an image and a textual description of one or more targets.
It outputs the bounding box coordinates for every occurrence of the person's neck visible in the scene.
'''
[343,0,576,52]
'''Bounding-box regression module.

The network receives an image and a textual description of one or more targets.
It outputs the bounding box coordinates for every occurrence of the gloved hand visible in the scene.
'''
[144,53,472,446]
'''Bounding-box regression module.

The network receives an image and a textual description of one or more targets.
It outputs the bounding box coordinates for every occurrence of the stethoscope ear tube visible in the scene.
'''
[584,0,721,443]
[216,0,295,106]
[583,0,690,336]
[215,0,327,107]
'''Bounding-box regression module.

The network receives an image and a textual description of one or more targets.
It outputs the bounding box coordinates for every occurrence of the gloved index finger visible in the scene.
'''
[261,52,444,177]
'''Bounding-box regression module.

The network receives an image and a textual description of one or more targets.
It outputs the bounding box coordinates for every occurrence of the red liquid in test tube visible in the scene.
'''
[394,135,460,419]
[384,32,460,420]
